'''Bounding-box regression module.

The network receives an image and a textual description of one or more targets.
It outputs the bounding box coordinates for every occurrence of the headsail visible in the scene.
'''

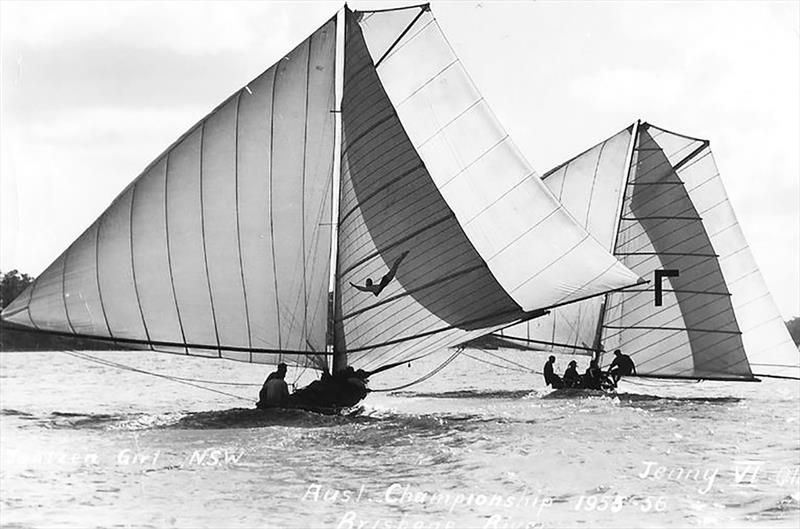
[505,122,799,381]
[2,18,338,369]
[497,126,635,354]
[335,5,640,371]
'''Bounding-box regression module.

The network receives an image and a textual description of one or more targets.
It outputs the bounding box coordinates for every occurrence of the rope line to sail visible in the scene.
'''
[60,351,254,402]
[461,350,533,375]
[370,348,462,392]
[473,347,538,373]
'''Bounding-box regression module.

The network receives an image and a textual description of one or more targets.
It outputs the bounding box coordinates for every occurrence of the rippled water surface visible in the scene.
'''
[1,350,798,528]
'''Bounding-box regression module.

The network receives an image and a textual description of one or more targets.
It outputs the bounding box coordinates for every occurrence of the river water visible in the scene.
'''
[1,349,798,528]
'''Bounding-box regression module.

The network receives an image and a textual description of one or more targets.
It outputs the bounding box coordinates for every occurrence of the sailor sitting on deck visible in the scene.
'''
[562,360,580,388]
[256,363,289,409]
[543,356,563,389]
[583,359,602,390]
[607,350,636,384]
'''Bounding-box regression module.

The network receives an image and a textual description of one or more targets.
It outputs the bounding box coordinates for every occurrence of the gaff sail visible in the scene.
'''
[502,122,800,381]
[1,5,640,377]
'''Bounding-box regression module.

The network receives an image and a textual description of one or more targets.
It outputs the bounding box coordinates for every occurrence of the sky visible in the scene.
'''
[1,0,798,319]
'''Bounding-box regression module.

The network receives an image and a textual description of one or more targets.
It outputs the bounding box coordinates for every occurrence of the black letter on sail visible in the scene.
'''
[654,269,679,306]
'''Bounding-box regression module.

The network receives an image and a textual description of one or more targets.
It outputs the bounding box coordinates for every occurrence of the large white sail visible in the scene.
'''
[2,18,338,369]
[334,6,640,371]
[507,122,799,381]
[1,6,642,378]
[353,6,640,311]
[498,126,634,354]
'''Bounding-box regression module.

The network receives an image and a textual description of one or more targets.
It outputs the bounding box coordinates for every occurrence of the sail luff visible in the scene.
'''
[596,120,640,360]
[332,6,347,374]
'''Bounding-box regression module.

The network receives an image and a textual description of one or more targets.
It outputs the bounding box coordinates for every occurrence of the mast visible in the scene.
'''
[591,120,640,361]
[330,6,347,374]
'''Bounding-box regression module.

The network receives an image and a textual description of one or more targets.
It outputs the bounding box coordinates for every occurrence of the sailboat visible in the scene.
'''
[0,4,642,411]
[497,121,800,384]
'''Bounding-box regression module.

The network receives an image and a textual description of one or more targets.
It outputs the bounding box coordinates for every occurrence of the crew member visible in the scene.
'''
[543,356,562,388]
[256,363,289,408]
[563,360,580,388]
[607,349,636,384]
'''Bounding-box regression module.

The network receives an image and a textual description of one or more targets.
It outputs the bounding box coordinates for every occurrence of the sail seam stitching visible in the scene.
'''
[198,122,222,356]
[163,153,188,354]
[268,67,282,353]
[61,245,78,335]
[128,182,153,350]
[232,91,253,361]
[301,41,312,351]
[93,217,114,339]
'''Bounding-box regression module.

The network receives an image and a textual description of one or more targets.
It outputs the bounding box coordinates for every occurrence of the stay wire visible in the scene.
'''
[370,347,463,392]
[75,350,261,386]
[61,350,254,402]
[477,346,538,373]
[461,350,535,375]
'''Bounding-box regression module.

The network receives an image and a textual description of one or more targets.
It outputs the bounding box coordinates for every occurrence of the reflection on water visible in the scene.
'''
[1,349,798,528]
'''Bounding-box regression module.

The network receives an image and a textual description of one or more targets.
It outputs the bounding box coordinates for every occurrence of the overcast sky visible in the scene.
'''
[1,0,798,318]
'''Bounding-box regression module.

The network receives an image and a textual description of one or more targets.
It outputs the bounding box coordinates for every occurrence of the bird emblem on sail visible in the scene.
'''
[350,251,409,297]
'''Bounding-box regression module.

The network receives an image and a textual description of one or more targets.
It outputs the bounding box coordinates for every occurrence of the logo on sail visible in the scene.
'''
[350,251,409,297]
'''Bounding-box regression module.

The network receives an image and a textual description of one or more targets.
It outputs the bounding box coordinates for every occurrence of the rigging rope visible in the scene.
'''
[73,351,261,386]
[478,347,539,373]
[370,348,463,392]
[461,350,532,374]
[62,351,254,402]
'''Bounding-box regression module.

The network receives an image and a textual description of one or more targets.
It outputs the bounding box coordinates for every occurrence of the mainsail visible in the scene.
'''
[501,121,800,381]
[1,4,640,378]
[2,17,338,369]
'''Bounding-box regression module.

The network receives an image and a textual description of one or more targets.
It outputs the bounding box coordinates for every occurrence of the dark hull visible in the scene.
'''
[542,387,615,399]
[256,378,368,415]
[255,403,358,416]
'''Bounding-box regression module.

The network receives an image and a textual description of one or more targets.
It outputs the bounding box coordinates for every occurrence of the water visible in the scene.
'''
[1,349,798,528]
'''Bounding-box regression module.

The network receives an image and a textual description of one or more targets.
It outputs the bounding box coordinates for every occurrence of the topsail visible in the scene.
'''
[1,4,640,377]
[501,122,800,381]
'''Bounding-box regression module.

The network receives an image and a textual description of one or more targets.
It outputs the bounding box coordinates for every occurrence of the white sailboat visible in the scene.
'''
[0,4,641,410]
[497,121,800,382]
